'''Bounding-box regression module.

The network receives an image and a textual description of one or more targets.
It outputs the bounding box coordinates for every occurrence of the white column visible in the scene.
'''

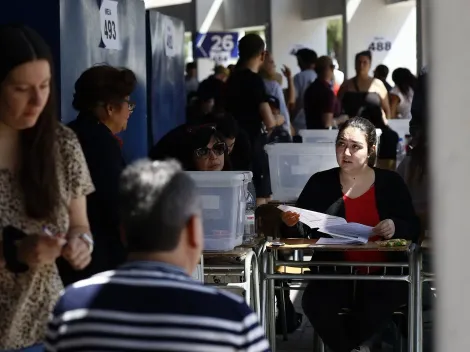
[346,0,417,81]
[270,0,329,81]
[416,0,429,69]
[431,0,470,350]
[193,0,224,81]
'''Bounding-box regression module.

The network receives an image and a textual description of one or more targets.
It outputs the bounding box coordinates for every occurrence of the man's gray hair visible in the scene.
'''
[119,159,201,252]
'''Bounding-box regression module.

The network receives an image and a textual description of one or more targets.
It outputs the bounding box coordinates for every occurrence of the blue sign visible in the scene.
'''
[194,32,239,63]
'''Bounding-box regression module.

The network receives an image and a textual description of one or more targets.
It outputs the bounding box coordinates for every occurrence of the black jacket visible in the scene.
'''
[281,167,420,261]
[60,113,127,285]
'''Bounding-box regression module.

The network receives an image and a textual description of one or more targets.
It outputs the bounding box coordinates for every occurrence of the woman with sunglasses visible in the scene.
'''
[64,65,137,285]
[182,124,231,172]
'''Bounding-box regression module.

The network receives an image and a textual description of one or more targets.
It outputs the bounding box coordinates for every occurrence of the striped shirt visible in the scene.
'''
[45,261,270,352]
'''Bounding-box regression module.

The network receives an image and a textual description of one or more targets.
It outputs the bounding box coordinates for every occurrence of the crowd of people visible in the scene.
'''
[0,22,429,352]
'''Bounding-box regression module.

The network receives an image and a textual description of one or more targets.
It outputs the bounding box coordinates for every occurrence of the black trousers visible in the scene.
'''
[302,278,408,352]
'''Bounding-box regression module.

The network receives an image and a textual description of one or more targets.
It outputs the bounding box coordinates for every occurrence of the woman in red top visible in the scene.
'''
[281,117,420,352]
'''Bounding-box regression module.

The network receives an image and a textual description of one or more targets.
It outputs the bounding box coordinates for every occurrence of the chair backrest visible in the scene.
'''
[255,203,284,239]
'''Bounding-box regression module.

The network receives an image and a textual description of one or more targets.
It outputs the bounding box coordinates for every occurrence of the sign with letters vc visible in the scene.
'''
[194,32,239,64]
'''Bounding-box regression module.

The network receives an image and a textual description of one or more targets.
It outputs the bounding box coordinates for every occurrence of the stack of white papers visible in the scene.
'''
[278,205,373,245]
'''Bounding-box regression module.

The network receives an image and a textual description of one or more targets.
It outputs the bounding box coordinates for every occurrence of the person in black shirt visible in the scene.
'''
[224,34,277,205]
[197,65,228,113]
[304,56,339,129]
[374,64,393,92]
[215,114,252,171]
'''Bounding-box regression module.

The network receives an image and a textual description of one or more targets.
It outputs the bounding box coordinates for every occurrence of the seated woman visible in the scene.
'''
[281,117,420,352]
[180,124,231,172]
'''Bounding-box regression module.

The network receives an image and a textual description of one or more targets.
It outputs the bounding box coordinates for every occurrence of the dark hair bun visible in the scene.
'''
[72,64,137,112]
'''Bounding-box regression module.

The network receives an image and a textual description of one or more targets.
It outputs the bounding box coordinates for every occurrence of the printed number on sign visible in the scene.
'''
[211,34,234,52]
[103,20,117,40]
[368,41,392,52]
[100,0,121,50]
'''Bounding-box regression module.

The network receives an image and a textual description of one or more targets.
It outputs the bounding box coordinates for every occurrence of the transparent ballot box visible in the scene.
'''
[187,171,252,251]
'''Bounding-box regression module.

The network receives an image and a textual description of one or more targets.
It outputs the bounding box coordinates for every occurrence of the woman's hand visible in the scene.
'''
[17,235,67,267]
[281,65,292,79]
[373,219,395,239]
[62,236,92,270]
[281,211,300,227]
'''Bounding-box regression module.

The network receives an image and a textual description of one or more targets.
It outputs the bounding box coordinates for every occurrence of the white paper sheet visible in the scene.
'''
[278,205,346,229]
[319,222,373,244]
[315,237,359,245]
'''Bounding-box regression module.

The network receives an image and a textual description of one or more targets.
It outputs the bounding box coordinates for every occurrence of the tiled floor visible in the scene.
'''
[275,287,315,352]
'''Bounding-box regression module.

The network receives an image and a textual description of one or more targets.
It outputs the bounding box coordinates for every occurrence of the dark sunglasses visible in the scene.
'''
[194,142,227,159]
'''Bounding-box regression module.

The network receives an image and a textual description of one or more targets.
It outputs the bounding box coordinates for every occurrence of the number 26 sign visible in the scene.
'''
[100,0,121,50]
[368,37,392,52]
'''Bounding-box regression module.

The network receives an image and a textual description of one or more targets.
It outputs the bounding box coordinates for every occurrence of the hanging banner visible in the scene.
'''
[147,11,186,145]
[194,32,239,64]
[59,0,148,162]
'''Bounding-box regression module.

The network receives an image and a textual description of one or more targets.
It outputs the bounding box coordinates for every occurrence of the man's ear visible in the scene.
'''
[186,215,203,249]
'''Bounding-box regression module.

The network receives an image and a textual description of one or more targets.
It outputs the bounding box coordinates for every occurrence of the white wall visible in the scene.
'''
[346,0,417,80]
[270,0,328,82]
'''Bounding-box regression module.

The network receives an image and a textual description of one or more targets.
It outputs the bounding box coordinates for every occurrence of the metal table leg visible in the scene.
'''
[267,251,276,350]
[414,247,423,352]
[408,246,417,352]
[243,251,253,307]
[260,250,268,330]
[248,250,261,321]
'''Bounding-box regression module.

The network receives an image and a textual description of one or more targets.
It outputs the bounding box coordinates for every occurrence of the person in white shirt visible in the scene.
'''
[292,48,318,132]
[390,68,417,120]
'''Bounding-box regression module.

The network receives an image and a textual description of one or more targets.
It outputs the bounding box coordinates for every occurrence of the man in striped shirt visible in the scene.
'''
[45,159,270,352]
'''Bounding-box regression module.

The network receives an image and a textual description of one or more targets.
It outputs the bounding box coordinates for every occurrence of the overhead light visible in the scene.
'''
[144,0,191,9]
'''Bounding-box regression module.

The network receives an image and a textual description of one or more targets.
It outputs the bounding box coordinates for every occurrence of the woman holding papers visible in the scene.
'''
[281,117,419,352]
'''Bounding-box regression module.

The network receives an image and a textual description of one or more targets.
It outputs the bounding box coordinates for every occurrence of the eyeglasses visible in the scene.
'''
[194,142,227,159]
[123,99,136,113]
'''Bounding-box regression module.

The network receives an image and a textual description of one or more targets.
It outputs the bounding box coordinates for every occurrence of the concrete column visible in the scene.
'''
[345,0,417,81]
[270,0,329,81]
[416,0,429,69]
[192,0,224,80]
[431,0,470,350]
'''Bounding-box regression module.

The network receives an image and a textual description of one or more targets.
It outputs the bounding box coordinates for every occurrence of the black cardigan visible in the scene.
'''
[59,113,127,285]
[281,167,420,244]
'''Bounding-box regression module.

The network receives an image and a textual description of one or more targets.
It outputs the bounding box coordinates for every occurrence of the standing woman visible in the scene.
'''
[339,51,391,121]
[0,25,94,351]
[390,68,416,120]
[66,65,137,285]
